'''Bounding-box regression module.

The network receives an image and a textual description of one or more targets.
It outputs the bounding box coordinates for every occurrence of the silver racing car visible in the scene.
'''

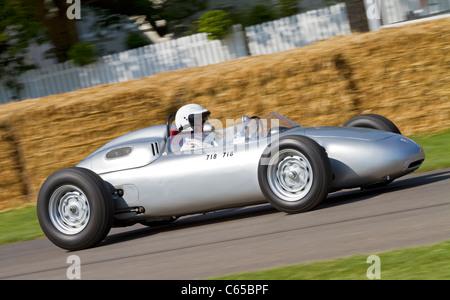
[37,109,425,250]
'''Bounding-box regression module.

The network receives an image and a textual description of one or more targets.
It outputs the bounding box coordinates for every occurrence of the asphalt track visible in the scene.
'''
[1,168,449,280]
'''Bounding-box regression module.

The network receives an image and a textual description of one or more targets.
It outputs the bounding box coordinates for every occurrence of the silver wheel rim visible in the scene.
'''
[267,149,313,201]
[48,185,90,235]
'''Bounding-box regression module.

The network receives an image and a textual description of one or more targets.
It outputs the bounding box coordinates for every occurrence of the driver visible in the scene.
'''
[172,103,217,151]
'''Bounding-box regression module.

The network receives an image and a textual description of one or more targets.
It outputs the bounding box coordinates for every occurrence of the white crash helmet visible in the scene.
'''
[175,104,210,132]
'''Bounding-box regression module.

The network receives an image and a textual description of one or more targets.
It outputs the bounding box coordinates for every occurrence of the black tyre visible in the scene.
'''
[344,114,401,134]
[258,136,332,214]
[37,167,114,250]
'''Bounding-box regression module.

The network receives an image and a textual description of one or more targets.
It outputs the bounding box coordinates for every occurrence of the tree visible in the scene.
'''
[245,4,278,26]
[159,0,208,36]
[277,0,300,17]
[85,0,208,38]
[343,0,370,32]
[126,32,151,50]
[83,0,167,37]
[67,42,97,66]
[0,0,47,98]
[1,0,81,98]
[31,0,79,62]
[197,10,233,40]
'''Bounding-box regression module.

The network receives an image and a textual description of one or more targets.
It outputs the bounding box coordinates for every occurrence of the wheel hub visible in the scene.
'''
[49,185,90,235]
[69,205,78,214]
[268,149,314,201]
[287,171,297,179]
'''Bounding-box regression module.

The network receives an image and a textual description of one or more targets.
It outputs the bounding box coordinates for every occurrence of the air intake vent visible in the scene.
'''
[150,142,160,156]
[408,159,423,169]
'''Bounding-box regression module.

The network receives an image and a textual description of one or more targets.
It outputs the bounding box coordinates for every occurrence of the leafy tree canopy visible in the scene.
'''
[83,0,207,37]
[198,10,233,40]
[0,0,47,98]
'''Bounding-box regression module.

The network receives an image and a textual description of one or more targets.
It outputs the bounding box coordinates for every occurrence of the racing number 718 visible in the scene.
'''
[206,151,234,160]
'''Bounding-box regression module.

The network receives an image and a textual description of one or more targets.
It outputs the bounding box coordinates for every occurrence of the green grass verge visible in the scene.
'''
[212,240,450,279]
[0,206,43,245]
[410,128,450,172]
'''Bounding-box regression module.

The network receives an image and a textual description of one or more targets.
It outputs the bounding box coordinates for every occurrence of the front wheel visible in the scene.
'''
[37,167,114,250]
[258,136,332,214]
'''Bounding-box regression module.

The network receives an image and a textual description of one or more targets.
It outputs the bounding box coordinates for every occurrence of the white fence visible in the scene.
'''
[0,32,243,103]
[245,3,351,56]
[379,0,450,25]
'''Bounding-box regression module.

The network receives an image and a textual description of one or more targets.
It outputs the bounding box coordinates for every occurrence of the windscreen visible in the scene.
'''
[167,111,300,153]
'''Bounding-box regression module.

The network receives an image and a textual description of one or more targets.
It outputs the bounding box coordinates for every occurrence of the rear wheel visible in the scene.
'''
[258,136,332,214]
[344,114,401,134]
[37,167,114,250]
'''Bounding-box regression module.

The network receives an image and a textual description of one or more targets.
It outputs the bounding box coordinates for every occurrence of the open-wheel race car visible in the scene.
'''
[37,106,425,250]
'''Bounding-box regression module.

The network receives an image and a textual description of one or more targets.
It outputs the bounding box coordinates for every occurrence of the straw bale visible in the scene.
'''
[0,121,28,210]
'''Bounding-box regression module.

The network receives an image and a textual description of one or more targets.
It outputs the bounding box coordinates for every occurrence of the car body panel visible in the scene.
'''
[99,141,268,217]
[300,127,424,188]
